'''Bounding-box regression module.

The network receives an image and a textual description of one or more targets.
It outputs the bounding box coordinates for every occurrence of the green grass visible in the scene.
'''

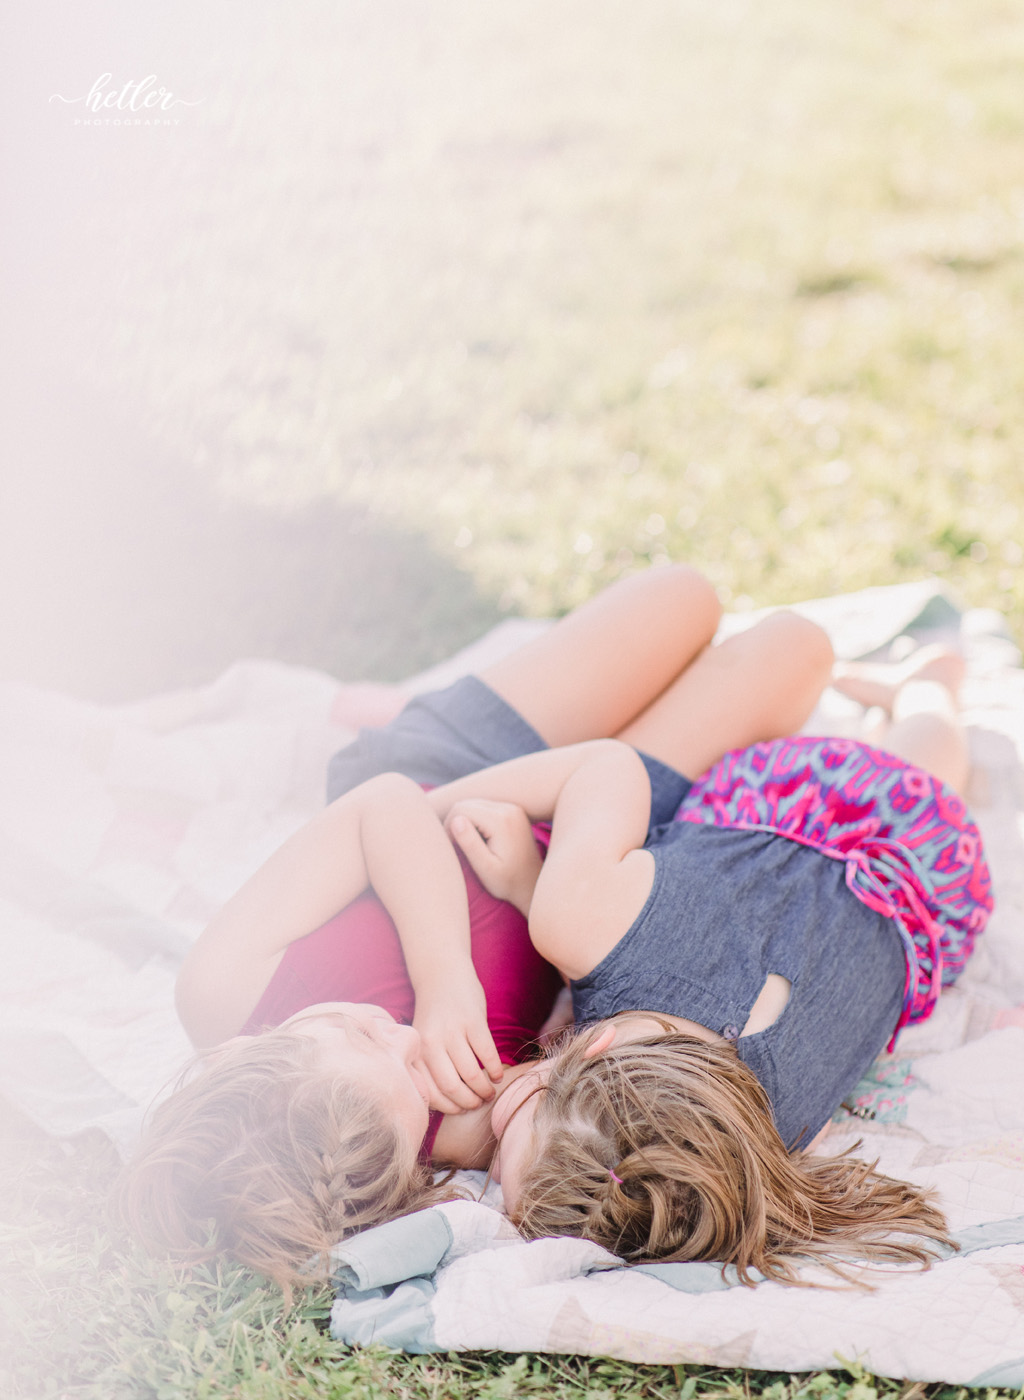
[8,0,1024,697]
[3,1106,1016,1399]
[6,0,1024,1391]
[103,0,1024,633]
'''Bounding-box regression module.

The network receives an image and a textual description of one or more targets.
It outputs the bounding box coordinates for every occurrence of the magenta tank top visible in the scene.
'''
[242,827,562,1155]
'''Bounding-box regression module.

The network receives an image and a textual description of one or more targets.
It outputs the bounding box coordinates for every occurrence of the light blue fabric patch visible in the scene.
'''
[328,1209,454,1351]
[326,1206,1024,1353]
[630,1216,1024,1294]
[329,1208,453,1291]
[330,1277,440,1351]
[950,1214,1024,1256]
[969,1359,1024,1387]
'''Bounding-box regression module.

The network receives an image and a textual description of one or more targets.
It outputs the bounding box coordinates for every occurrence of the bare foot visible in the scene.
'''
[830,644,965,714]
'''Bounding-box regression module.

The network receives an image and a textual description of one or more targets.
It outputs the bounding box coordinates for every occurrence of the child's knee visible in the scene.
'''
[766,610,834,680]
[616,563,721,642]
[662,564,722,633]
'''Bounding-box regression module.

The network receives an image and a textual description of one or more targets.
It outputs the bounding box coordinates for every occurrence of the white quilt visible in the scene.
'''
[2,580,1023,1382]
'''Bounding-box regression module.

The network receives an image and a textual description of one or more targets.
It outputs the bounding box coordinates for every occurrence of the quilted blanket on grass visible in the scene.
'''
[2,579,1023,1383]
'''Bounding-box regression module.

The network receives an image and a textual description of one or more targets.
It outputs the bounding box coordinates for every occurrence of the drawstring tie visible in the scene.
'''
[710,821,944,1051]
[838,835,943,1048]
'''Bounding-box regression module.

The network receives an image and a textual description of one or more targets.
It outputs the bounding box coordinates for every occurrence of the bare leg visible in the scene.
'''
[479,565,722,747]
[616,611,835,779]
[831,645,965,712]
[834,648,969,793]
[885,686,970,793]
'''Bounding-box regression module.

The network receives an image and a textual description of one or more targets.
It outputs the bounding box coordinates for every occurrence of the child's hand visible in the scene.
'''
[413,975,504,1113]
[445,799,544,916]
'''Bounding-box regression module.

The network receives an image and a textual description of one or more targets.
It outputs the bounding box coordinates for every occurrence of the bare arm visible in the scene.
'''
[176,773,500,1106]
[433,741,657,980]
[427,740,627,825]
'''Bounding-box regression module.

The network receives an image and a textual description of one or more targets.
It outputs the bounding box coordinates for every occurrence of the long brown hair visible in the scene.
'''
[117,1026,449,1291]
[511,1027,954,1285]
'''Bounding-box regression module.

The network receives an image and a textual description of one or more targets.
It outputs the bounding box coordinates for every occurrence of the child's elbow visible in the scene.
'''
[174,947,231,1049]
[528,887,587,982]
[174,962,207,1047]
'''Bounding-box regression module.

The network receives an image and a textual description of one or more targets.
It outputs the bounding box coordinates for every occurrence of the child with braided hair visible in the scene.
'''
[121,562,733,1281]
[120,563,991,1289]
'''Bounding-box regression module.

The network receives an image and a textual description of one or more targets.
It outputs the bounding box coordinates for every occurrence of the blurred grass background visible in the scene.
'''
[3,0,1023,698]
[3,2,1024,1396]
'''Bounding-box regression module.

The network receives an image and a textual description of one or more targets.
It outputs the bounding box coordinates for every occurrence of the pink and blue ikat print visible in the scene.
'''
[836,1056,918,1127]
[675,736,993,1032]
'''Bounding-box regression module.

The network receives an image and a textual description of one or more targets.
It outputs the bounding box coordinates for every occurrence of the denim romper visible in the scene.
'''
[327,678,990,1153]
[570,784,908,1152]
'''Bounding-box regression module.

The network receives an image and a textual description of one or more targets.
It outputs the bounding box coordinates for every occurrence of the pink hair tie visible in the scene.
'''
[608,1167,624,1185]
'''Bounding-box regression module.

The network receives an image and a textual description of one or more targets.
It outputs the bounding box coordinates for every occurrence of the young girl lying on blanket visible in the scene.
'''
[120,565,992,1289]
[459,679,989,1281]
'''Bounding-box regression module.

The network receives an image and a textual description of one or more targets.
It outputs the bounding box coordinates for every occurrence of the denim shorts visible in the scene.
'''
[326,674,691,825]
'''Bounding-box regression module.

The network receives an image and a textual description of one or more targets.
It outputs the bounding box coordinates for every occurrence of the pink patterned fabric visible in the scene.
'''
[675,736,993,1044]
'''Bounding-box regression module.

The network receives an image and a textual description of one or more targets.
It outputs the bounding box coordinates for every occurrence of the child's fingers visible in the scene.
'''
[412,1058,463,1116]
[448,814,496,878]
[414,1057,466,1116]
[424,1023,499,1102]
[468,1024,504,1085]
[424,1050,484,1111]
[447,811,487,850]
[418,1028,490,1109]
[427,1083,472,1115]
[448,1039,498,1101]
[447,799,513,845]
